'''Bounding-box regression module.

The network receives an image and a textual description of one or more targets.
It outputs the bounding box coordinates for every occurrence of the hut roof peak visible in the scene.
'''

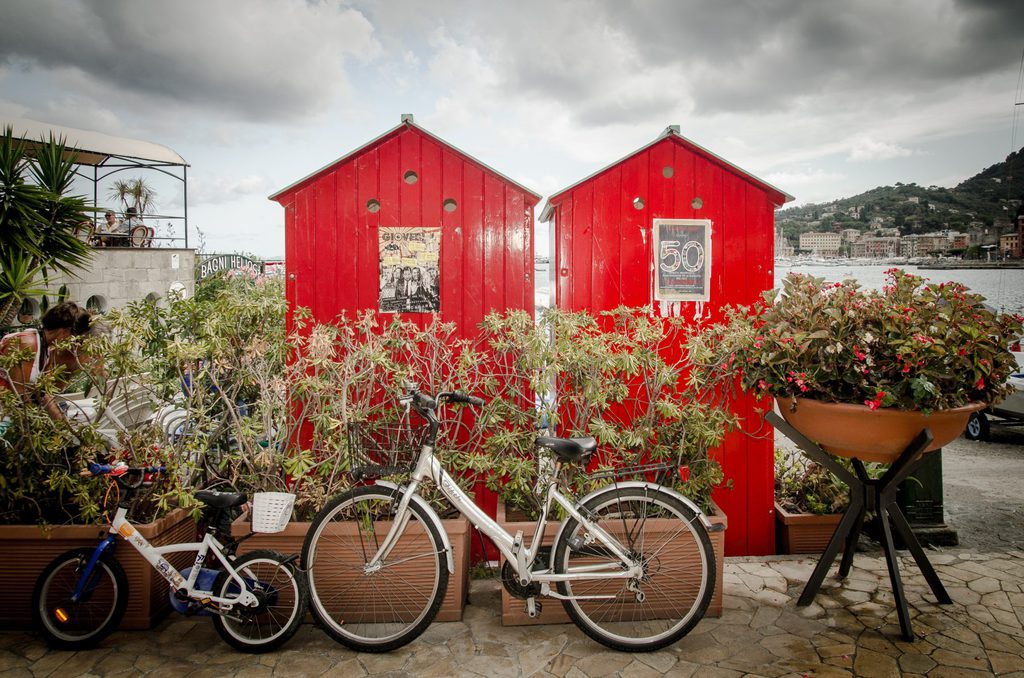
[539,126,794,221]
[269,115,539,202]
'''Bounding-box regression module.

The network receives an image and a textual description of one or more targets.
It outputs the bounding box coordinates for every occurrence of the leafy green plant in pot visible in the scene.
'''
[688,269,1023,462]
[0,324,192,630]
[773,447,846,555]
[774,447,848,516]
[480,306,731,519]
[479,306,734,623]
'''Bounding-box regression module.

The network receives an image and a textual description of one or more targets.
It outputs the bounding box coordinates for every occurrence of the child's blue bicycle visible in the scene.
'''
[31,462,306,652]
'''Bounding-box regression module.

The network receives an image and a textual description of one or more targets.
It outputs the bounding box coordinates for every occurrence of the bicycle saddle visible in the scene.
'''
[195,490,248,509]
[536,436,597,463]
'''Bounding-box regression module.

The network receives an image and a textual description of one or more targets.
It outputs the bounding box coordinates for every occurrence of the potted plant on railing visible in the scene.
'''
[687,269,1023,462]
[480,307,732,625]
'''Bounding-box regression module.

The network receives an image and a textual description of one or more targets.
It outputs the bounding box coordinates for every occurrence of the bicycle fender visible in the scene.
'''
[551,481,715,549]
[373,480,455,574]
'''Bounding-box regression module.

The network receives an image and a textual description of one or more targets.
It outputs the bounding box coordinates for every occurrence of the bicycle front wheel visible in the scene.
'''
[301,485,449,652]
[32,547,129,650]
[553,486,715,652]
[212,550,307,653]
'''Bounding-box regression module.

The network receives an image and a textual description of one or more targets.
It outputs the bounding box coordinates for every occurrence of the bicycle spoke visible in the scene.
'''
[554,488,714,651]
[303,487,449,651]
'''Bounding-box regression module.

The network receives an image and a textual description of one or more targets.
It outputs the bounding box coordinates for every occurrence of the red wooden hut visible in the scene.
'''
[539,126,793,556]
[270,116,540,552]
[270,114,540,334]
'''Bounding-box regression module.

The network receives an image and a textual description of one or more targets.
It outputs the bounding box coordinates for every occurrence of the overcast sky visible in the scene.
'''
[2,0,1023,257]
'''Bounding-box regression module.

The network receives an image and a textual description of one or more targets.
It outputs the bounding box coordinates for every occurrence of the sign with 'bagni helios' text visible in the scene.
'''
[198,254,262,280]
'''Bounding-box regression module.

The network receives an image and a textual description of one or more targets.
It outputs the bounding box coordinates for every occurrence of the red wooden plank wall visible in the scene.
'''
[550,136,779,556]
[279,126,536,338]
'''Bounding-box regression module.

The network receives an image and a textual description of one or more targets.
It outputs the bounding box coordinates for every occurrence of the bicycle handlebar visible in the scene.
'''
[80,461,166,482]
[441,391,486,407]
[401,387,485,413]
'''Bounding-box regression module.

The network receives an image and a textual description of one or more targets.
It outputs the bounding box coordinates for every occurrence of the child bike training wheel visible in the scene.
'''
[32,547,129,650]
[553,486,716,652]
[301,485,449,652]
[211,550,307,653]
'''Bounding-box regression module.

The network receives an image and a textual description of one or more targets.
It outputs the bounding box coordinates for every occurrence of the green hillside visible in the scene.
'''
[777,147,1024,240]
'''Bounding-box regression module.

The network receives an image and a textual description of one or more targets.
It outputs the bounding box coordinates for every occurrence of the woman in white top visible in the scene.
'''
[0,302,92,421]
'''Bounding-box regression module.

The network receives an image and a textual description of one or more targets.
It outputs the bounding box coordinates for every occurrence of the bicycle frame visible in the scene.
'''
[70,506,259,610]
[365,439,645,591]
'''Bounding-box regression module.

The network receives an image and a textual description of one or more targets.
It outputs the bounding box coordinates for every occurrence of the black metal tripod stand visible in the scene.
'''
[766,411,953,641]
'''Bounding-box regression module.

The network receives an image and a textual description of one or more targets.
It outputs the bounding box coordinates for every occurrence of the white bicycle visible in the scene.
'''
[301,386,718,653]
[32,463,306,652]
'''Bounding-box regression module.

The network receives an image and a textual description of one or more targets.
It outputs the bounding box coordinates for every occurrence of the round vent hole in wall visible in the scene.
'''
[367,199,381,213]
[85,295,108,314]
[443,199,458,213]
[404,170,419,184]
[633,197,645,210]
[662,166,674,178]
[17,297,40,323]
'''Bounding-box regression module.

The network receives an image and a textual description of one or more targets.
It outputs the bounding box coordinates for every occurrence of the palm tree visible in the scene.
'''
[109,177,157,218]
[0,125,93,326]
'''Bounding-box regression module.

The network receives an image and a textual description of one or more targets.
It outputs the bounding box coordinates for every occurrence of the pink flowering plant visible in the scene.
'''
[688,269,1023,412]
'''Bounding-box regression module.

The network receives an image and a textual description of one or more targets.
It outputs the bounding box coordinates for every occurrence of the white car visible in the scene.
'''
[965,341,1024,441]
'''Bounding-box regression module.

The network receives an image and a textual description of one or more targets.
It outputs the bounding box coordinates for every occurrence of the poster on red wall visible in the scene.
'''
[379,226,441,313]
[653,218,712,302]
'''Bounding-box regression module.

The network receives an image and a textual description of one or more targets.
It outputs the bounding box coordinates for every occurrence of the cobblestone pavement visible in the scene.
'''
[2,548,1023,677]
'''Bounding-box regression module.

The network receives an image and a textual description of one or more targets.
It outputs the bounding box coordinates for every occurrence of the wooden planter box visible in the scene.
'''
[0,508,196,630]
[231,511,471,622]
[775,501,843,555]
[497,501,727,626]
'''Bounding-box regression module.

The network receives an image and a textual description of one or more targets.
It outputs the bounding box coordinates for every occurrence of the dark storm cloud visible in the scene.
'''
[0,0,378,122]
[464,0,1024,124]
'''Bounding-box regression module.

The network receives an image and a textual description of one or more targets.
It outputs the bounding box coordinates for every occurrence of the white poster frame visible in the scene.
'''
[652,218,712,303]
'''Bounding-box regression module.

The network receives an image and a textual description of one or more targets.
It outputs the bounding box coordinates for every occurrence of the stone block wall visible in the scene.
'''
[22,248,195,318]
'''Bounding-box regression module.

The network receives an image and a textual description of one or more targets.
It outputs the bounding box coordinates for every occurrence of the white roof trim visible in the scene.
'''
[6,117,188,166]
[538,127,794,222]
[269,118,540,202]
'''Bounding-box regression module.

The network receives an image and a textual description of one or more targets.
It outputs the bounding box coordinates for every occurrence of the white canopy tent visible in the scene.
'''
[7,118,191,247]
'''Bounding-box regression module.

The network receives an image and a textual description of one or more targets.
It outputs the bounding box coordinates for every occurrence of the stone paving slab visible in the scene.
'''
[2,550,1022,677]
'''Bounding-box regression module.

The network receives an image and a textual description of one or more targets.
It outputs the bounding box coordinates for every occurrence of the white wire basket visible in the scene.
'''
[251,492,296,533]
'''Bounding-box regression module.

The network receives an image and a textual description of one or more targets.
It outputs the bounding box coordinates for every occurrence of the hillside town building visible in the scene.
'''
[798,231,841,256]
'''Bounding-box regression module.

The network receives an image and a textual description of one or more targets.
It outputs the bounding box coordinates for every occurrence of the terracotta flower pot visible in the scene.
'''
[774,501,843,555]
[230,511,472,622]
[777,397,984,463]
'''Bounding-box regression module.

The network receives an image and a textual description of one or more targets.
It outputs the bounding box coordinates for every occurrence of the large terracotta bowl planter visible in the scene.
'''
[774,501,843,555]
[778,398,984,463]
[231,511,471,622]
[0,508,195,630]
[497,501,726,626]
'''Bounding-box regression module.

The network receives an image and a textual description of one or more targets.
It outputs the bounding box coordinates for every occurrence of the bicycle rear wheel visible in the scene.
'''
[553,486,715,652]
[32,547,128,650]
[301,485,449,652]
[212,550,307,653]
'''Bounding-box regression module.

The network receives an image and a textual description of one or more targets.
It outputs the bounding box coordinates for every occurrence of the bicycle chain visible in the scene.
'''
[500,546,550,599]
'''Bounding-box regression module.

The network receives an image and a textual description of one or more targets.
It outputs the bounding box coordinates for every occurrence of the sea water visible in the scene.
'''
[533,261,1024,315]
[774,264,1024,315]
